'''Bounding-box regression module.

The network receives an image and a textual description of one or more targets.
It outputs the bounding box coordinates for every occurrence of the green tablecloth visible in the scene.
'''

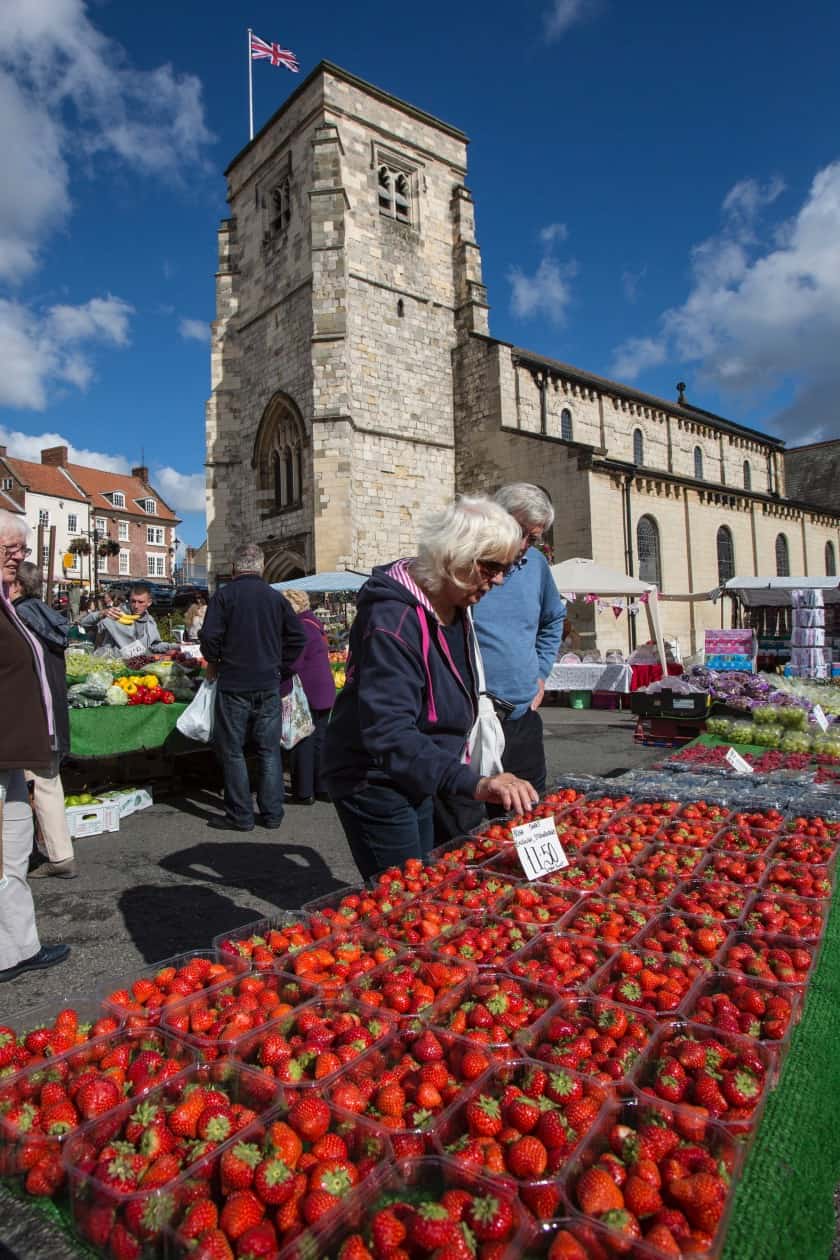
[688,733,767,756]
[68,703,188,758]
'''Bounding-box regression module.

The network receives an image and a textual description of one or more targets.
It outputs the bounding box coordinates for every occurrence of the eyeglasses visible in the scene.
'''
[521,529,544,548]
[475,558,516,579]
[1,545,31,559]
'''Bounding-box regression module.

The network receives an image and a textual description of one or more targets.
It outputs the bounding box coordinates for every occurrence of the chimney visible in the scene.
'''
[42,446,69,467]
[132,465,149,483]
[0,445,6,456]
[676,382,687,406]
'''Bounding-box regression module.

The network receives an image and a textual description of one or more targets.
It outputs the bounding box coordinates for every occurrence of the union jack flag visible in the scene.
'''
[250,32,299,72]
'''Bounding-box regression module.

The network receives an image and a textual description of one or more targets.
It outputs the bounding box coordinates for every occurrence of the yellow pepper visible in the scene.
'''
[143,675,158,688]
[124,683,139,696]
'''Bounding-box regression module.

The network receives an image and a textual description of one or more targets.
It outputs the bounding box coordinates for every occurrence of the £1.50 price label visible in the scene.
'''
[510,815,569,881]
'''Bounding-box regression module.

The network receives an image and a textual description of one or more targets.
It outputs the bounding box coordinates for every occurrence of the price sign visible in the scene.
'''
[511,815,569,881]
[813,704,829,733]
[120,641,148,661]
[725,746,754,775]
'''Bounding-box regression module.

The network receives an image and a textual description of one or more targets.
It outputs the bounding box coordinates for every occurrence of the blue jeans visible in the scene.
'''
[214,689,284,827]
[333,785,434,881]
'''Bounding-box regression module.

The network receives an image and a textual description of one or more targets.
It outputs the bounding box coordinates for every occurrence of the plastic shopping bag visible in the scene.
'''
[281,676,315,750]
[176,680,217,743]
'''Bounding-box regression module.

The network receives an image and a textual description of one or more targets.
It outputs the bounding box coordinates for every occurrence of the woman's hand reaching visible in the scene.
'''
[475,773,538,816]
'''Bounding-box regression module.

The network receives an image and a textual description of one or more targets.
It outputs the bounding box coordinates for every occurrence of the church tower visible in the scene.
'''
[206,61,489,581]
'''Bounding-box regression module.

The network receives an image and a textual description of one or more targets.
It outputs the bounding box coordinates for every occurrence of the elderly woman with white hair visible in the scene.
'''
[322,495,538,879]
[0,509,70,981]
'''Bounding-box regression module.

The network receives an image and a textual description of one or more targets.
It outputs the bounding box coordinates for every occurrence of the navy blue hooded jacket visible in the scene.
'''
[322,560,482,805]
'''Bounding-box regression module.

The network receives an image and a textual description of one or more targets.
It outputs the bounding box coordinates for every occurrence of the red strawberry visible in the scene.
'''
[287,1094,331,1141]
[191,1229,234,1260]
[408,1203,457,1250]
[464,1193,516,1241]
[220,1141,262,1190]
[576,1165,624,1214]
[177,1198,219,1240]
[219,1189,265,1241]
[506,1135,548,1179]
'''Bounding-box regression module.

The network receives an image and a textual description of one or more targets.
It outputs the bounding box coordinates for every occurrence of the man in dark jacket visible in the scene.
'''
[200,543,306,831]
[11,563,76,878]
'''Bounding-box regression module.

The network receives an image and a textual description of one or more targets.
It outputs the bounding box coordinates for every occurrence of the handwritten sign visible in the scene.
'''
[511,816,569,881]
[812,705,829,733]
[725,747,754,775]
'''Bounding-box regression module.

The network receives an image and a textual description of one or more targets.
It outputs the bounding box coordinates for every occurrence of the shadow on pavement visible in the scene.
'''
[158,840,348,915]
[118,884,264,962]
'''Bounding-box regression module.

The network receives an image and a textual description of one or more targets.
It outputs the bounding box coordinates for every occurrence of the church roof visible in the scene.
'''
[510,344,787,450]
[227,60,469,176]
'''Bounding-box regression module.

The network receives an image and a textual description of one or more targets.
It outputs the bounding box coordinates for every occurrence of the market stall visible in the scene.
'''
[0,776,839,1260]
[545,660,633,692]
[549,557,670,673]
[723,576,840,674]
[272,569,368,654]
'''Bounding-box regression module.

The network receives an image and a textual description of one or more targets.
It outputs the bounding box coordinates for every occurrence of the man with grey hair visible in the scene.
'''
[472,483,565,801]
[200,542,306,831]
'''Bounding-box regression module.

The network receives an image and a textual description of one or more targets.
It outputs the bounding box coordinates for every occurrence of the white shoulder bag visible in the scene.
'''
[465,612,505,777]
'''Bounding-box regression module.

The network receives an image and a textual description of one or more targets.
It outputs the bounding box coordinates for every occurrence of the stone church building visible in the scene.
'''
[206,61,840,656]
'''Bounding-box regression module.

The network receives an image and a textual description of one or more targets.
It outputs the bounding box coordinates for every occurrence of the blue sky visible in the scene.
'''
[1,0,839,547]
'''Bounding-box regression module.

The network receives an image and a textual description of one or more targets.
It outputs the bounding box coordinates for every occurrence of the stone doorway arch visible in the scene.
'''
[263,546,307,584]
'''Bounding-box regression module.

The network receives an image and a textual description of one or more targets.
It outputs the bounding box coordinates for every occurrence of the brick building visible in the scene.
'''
[205,62,840,656]
[0,445,180,588]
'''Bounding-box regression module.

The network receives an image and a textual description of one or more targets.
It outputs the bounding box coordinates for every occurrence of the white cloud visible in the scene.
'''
[539,222,568,246]
[0,295,133,409]
[610,161,840,440]
[611,336,667,381]
[544,0,601,41]
[152,467,206,514]
[0,423,130,472]
[621,264,647,303]
[509,257,577,324]
[178,317,211,344]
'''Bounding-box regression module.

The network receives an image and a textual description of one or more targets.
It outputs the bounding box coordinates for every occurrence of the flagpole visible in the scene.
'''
[247,27,254,141]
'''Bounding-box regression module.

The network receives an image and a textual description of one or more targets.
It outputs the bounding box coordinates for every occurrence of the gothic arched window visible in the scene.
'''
[694,446,704,479]
[775,533,790,577]
[633,428,644,466]
[717,526,735,584]
[743,460,752,491]
[637,515,662,588]
[561,408,573,441]
[826,541,837,577]
[253,394,307,516]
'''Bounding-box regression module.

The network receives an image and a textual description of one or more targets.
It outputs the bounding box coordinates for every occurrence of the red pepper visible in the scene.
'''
[161,691,175,704]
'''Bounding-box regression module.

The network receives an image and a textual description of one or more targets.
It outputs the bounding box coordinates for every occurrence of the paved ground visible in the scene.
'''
[0,707,665,1260]
[1,707,660,1019]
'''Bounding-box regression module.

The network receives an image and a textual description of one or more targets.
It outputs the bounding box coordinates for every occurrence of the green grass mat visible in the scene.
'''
[721,885,840,1260]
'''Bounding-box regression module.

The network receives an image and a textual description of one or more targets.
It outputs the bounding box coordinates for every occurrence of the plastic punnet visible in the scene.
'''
[376,900,467,948]
[587,945,714,1020]
[666,878,750,924]
[680,969,803,1059]
[0,994,125,1087]
[0,1027,195,1196]
[276,1154,530,1260]
[433,1056,610,1221]
[503,931,618,994]
[760,859,834,900]
[560,895,650,946]
[696,848,771,886]
[160,971,317,1059]
[428,970,560,1051]
[101,950,249,1030]
[740,890,829,942]
[516,991,656,1085]
[628,842,709,879]
[426,912,548,969]
[721,930,819,989]
[495,880,583,930]
[600,867,682,906]
[230,996,396,1090]
[344,949,478,1025]
[211,911,318,970]
[302,883,410,936]
[626,1017,776,1135]
[634,911,732,965]
[559,1094,744,1260]
[277,926,406,999]
[62,1060,282,1257]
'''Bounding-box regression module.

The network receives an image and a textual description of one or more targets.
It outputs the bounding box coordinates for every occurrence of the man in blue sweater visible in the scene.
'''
[200,543,305,832]
[473,484,566,800]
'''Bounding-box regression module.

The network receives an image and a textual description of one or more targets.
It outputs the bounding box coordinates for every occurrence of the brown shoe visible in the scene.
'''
[29,858,78,879]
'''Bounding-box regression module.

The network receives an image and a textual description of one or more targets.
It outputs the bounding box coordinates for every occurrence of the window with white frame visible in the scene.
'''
[98,553,108,573]
[41,545,49,567]
[143,499,157,515]
[118,520,129,541]
[147,554,165,577]
[112,491,125,508]
[1,478,12,491]
[119,550,130,575]
[147,526,165,545]
[38,509,50,527]
[67,513,78,534]
[95,516,106,533]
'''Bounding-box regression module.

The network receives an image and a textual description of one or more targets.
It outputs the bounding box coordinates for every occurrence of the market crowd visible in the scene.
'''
[0,484,564,982]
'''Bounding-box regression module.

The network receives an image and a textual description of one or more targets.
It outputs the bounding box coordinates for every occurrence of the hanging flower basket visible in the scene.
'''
[68,538,91,556]
[98,540,121,557]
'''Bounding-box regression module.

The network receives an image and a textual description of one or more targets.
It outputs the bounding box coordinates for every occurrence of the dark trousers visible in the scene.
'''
[288,708,331,800]
[432,793,486,847]
[486,707,547,819]
[333,784,434,881]
[214,689,284,827]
